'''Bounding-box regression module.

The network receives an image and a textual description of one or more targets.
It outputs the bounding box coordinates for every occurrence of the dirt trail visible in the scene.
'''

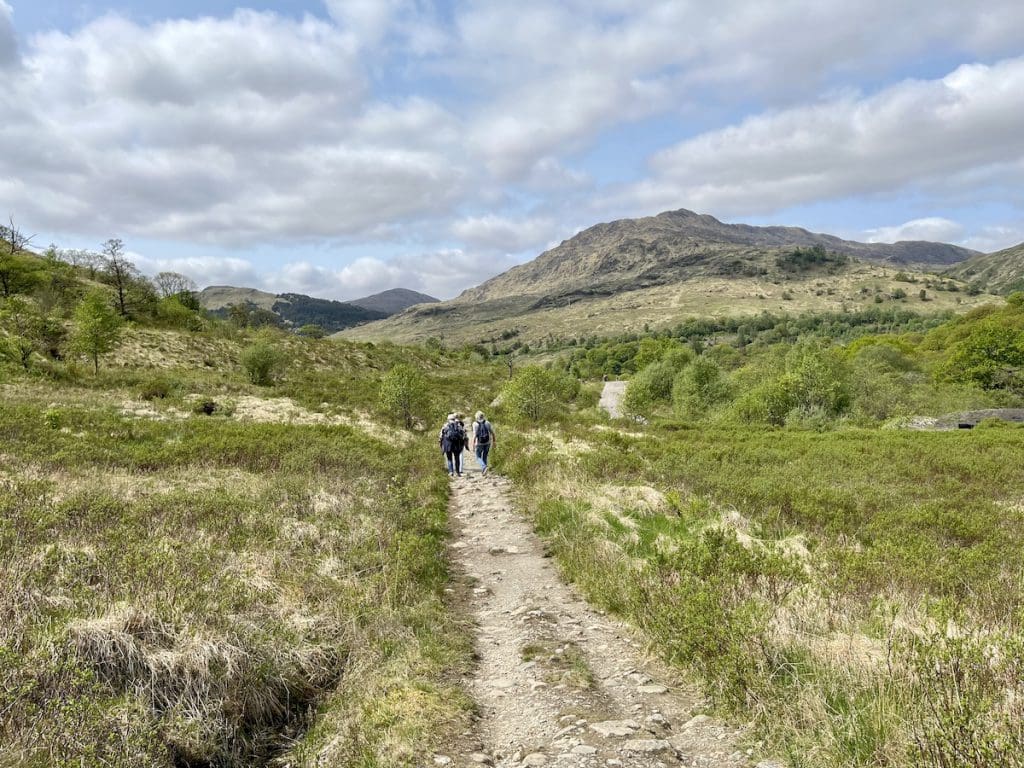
[599,381,627,419]
[445,462,753,768]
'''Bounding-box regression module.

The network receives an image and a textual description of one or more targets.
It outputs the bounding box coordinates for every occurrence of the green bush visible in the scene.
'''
[377,363,431,429]
[501,365,571,422]
[672,357,731,417]
[139,375,182,401]
[240,340,284,385]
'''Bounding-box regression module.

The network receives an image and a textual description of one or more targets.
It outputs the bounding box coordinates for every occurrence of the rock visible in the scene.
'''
[646,713,669,727]
[621,739,673,755]
[473,587,491,597]
[530,681,547,691]
[471,753,494,765]
[572,745,598,755]
[433,756,452,766]
[590,720,640,737]
[755,763,785,768]
[682,714,711,729]
[638,684,668,694]
[490,678,515,690]
[522,753,548,766]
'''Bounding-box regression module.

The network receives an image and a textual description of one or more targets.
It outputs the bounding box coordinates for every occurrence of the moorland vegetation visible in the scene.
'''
[3,232,1024,767]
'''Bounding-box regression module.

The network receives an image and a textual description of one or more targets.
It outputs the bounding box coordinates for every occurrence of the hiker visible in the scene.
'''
[455,412,470,467]
[471,410,495,475]
[439,413,465,477]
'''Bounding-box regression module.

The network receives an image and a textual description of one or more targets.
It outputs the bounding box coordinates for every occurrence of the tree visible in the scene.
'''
[70,290,122,373]
[154,271,197,299]
[0,216,40,297]
[100,238,142,317]
[378,364,430,429]
[501,365,565,422]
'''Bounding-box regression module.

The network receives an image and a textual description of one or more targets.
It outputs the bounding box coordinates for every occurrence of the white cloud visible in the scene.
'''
[272,249,523,301]
[960,225,1024,253]
[0,10,465,244]
[132,254,262,288]
[0,1,17,68]
[612,56,1024,216]
[864,218,964,244]
[2,1,1024,298]
[451,214,560,254]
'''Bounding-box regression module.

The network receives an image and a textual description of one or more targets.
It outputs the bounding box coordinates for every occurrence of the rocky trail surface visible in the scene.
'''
[443,461,760,768]
[599,381,627,419]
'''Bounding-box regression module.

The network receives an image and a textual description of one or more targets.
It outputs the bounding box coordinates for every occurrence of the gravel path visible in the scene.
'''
[443,464,753,768]
[599,381,627,419]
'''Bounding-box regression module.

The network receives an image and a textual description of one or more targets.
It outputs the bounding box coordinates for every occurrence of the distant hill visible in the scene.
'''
[945,242,1024,294]
[348,288,439,314]
[197,286,385,332]
[342,208,994,346]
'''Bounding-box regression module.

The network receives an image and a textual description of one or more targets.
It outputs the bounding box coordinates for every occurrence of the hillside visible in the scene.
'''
[460,208,978,304]
[198,285,437,332]
[343,209,995,346]
[349,287,438,314]
[945,241,1024,294]
[198,286,387,332]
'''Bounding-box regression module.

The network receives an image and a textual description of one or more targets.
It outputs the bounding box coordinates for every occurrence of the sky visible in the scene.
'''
[1,1,1023,301]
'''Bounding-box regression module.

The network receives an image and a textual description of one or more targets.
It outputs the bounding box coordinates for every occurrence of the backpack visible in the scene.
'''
[443,422,464,451]
[475,420,491,445]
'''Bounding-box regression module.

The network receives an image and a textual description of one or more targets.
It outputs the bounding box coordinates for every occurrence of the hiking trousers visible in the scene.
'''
[445,450,461,475]
[475,443,490,471]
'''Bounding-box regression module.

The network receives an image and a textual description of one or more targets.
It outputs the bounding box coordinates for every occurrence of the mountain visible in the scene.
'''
[198,286,387,332]
[945,242,1024,294]
[460,208,978,304]
[341,208,994,345]
[348,288,439,314]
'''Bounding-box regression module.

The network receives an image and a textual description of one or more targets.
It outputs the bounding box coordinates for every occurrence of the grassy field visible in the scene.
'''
[0,326,499,767]
[498,416,1024,767]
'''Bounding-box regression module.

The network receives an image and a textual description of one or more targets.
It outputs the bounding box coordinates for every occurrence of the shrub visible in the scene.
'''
[378,363,431,429]
[672,357,731,417]
[501,365,568,422]
[241,340,284,386]
[622,360,679,417]
[139,375,181,401]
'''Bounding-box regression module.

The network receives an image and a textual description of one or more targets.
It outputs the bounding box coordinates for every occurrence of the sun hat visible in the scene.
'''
[475,411,484,420]
[447,413,456,421]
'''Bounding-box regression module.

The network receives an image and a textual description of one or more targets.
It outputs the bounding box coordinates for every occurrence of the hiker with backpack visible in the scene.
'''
[439,413,466,477]
[471,411,495,475]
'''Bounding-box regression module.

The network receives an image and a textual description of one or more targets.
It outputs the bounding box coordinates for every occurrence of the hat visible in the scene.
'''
[447,413,456,421]
[475,411,485,420]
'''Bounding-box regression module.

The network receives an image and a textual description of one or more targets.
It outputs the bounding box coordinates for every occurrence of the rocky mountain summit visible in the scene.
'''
[456,208,978,304]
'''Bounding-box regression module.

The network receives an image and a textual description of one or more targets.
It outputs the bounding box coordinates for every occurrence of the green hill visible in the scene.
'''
[945,241,1024,294]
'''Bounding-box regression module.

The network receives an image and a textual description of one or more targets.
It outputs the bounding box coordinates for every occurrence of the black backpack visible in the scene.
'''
[443,422,464,450]
[475,420,491,445]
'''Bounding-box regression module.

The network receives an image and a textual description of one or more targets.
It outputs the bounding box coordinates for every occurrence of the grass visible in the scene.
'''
[0,326,497,767]
[498,419,1024,767]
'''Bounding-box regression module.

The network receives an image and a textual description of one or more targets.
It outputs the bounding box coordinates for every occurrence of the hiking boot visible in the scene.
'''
[481,466,488,476]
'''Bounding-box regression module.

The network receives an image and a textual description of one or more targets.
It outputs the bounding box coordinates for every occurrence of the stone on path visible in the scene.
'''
[638,684,669,694]
[590,720,640,738]
[522,753,548,766]
[621,739,674,754]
